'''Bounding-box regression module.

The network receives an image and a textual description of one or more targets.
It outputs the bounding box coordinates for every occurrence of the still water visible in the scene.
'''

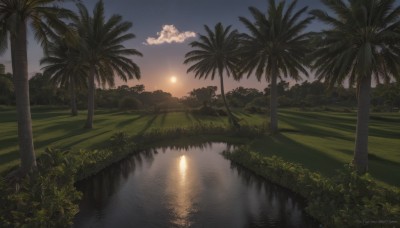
[74,143,318,228]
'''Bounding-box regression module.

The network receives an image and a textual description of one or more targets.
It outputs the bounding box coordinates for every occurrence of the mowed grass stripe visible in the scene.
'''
[0,107,399,187]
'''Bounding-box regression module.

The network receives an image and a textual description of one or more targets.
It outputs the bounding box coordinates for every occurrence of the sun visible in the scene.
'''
[170,76,177,83]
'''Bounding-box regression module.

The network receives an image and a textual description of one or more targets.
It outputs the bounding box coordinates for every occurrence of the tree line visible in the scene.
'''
[2,70,398,112]
[1,0,400,177]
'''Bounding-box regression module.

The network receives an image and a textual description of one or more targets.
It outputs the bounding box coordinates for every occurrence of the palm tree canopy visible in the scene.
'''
[0,0,76,54]
[73,0,142,88]
[184,22,241,80]
[40,35,87,89]
[311,0,400,87]
[239,0,313,82]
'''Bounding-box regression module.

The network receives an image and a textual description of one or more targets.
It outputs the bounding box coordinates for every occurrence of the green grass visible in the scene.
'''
[0,106,399,187]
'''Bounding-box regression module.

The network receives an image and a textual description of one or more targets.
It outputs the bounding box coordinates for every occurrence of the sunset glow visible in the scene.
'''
[170,76,177,84]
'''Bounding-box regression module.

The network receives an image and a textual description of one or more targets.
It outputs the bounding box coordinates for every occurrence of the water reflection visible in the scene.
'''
[74,143,319,228]
[168,154,193,227]
[179,155,187,182]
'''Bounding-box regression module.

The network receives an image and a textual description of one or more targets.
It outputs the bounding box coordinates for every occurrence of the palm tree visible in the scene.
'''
[184,23,241,128]
[73,0,142,129]
[239,0,313,133]
[0,0,74,177]
[311,0,400,174]
[41,36,87,116]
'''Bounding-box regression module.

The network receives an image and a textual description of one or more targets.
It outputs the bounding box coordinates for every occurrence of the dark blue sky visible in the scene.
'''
[0,0,327,97]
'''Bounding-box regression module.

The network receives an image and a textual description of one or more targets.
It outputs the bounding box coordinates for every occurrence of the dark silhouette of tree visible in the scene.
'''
[41,36,88,116]
[239,0,313,133]
[311,0,400,173]
[73,0,142,129]
[0,0,74,177]
[189,86,218,108]
[184,23,241,128]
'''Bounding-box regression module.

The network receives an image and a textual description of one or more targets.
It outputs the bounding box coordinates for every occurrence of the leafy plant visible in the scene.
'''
[224,147,400,227]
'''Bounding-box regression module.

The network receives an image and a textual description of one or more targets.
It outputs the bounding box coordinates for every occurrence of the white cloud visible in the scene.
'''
[145,25,196,45]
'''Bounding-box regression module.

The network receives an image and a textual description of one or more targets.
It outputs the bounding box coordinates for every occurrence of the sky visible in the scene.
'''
[0,0,328,98]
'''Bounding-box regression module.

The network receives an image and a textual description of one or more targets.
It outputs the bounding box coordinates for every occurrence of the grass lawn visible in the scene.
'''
[0,106,399,187]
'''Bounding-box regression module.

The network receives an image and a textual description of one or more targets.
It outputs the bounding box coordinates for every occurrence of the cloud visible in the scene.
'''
[145,25,196,45]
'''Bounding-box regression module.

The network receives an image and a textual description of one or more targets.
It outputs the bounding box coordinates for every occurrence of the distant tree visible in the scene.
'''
[73,0,142,129]
[239,0,313,133]
[226,87,263,108]
[0,65,14,105]
[311,0,400,173]
[189,86,218,107]
[184,23,241,128]
[29,73,57,105]
[372,83,400,111]
[0,0,74,177]
[41,36,88,116]
[130,84,145,94]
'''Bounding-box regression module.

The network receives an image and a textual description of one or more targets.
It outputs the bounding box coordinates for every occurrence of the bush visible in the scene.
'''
[0,149,82,227]
[119,96,141,110]
[224,147,400,227]
[192,106,218,116]
[244,105,267,114]
[216,108,227,116]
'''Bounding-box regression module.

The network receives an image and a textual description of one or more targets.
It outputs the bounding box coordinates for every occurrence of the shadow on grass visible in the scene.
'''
[184,111,194,123]
[36,118,89,133]
[160,112,167,127]
[137,114,159,135]
[61,130,113,149]
[31,112,71,121]
[33,128,103,149]
[250,133,344,177]
[368,124,400,139]
[279,115,354,142]
[0,150,18,169]
[116,115,144,128]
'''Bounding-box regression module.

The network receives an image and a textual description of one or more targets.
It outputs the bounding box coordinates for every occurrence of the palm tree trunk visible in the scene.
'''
[353,75,371,174]
[70,77,78,116]
[269,72,278,134]
[84,66,95,129]
[219,74,239,128]
[9,21,37,177]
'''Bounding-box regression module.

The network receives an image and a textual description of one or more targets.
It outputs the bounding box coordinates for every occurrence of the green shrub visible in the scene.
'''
[224,147,400,227]
[119,96,141,110]
[0,148,82,228]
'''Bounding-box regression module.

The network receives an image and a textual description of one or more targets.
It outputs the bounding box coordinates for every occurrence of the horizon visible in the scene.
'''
[2,0,391,98]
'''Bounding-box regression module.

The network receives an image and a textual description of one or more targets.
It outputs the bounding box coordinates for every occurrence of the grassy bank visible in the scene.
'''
[0,106,399,186]
[224,147,400,227]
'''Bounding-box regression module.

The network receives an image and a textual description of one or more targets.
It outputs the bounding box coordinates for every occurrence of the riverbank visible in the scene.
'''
[1,126,399,227]
[224,146,400,227]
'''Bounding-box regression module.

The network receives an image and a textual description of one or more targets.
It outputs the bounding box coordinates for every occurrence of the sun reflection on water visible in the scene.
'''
[169,154,193,227]
[179,155,187,184]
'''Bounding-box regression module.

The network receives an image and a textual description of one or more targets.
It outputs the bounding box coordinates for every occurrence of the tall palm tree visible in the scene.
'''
[239,0,313,133]
[41,36,87,116]
[311,0,400,174]
[184,23,241,128]
[0,0,74,177]
[73,0,142,129]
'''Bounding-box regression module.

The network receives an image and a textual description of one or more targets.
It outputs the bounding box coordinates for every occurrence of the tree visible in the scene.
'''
[239,0,313,133]
[184,23,241,128]
[311,0,400,173]
[0,0,74,177]
[29,73,57,105]
[0,64,14,105]
[189,86,218,107]
[73,0,142,129]
[226,87,263,108]
[41,36,88,116]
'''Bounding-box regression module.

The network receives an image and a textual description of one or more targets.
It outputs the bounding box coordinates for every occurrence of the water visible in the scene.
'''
[74,143,319,228]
